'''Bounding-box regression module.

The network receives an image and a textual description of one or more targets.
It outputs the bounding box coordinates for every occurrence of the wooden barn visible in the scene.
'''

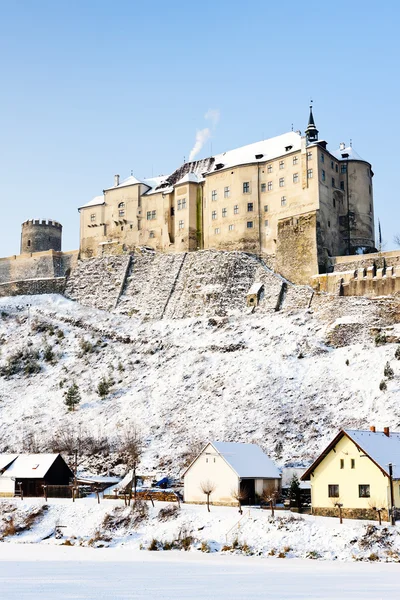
[0,454,74,498]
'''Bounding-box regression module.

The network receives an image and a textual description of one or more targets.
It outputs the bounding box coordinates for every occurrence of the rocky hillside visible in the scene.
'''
[0,285,399,478]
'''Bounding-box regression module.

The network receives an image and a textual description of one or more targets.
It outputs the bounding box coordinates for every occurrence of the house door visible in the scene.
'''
[240,479,255,505]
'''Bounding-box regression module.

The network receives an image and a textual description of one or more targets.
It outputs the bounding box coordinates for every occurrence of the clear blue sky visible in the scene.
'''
[0,0,398,256]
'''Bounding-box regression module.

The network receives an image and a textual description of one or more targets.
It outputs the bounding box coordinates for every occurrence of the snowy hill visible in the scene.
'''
[0,290,400,478]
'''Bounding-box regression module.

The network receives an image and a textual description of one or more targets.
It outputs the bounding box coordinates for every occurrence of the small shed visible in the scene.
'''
[246,282,264,308]
[183,441,281,506]
[0,453,74,498]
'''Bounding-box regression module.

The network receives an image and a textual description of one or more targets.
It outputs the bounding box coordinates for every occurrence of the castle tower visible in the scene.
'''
[305,105,319,144]
[20,219,62,254]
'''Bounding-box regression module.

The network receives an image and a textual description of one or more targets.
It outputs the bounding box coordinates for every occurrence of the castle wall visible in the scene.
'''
[20,219,62,254]
[275,212,319,285]
[0,277,66,298]
[0,250,77,286]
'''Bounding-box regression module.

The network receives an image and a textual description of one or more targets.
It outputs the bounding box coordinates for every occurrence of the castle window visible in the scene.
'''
[332,177,335,187]
[147,210,156,220]
[261,183,266,192]
[137,219,142,230]
[264,205,268,212]
[121,226,124,231]
[321,153,325,163]
[307,169,313,179]
[130,224,133,229]
[27,240,31,247]
[177,198,186,210]
[267,165,273,173]
[90,214,96,222]
[322,170,326,182]
[328,484,339,498]
[246,221,254,228]
[293,156,299,165]
[340,459,344,469]
[212,211,217,220]
[330,160,334,169]
[268,181,273,191]
[279,177,285,187]
[307,151,312,160]
[229,224,234,231]
[182,198,187,209]
[222,208,227,217]
[234,205,239,214]
[359,484,370,498]
[279,160,285,169]
[247,202,254,212]
[171,207,175,216]
[177,199,182,210]
[178,220,184,229]
[119,209,125,217]
[118,202,125,208]
[341,164,347,173]
[281,196,287,206]
[264,219,269,227]
[328,220,330,228]
[224,186,230,198]
[336,164,338,172]
[293,173,299,183]
[243,182,250,193]
[369,185,371,195]
[215,227,220,234]
[149,230,155,238]
[212,190,217,201]
[333,197,336,208]
[351,459,355,469]
[340,181,345,191]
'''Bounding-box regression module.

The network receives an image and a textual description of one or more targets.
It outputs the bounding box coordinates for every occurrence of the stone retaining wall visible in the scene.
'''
[312,506,389,521]
[0,277,66,298]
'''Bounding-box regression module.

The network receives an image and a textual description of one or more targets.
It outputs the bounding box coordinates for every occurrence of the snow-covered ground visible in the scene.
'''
[0,293,399,477]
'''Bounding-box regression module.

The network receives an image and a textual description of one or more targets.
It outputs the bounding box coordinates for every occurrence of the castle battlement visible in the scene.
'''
[22,219,62,229]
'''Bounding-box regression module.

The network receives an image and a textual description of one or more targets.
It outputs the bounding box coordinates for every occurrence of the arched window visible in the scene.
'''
[118,202,125,208]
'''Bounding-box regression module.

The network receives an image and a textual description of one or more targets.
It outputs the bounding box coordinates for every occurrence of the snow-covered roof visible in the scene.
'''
[211,441,281,479]
[175,172,203,185]
[0,454,18,473]
[2,454,62,479]
[247,282,264,296]
[331,146,365,162]
[207,131,301,174]
[79,195,104,210]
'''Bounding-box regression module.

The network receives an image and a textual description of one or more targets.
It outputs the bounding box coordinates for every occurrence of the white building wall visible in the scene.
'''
[0,476,15,497]
[184,443,239,505]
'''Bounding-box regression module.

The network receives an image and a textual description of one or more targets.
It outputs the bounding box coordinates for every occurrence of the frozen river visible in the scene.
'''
[0,544,398,599]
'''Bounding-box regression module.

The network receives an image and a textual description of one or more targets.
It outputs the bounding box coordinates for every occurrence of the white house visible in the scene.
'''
[183,441,281,506]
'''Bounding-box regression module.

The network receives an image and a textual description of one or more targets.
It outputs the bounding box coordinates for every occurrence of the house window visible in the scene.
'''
[328,484,339,498]
[215,227,220,234]
[293,156,299,165]
[322,170,326,182]
[268,181,273,191]
[307,169,313,179]
[247,221,254,228]
[264,219,269,227]
[261,183,266,192]
[119,209,125,217]
[147,210,156,220]
[340,459,344,469]
[267,165,273,173]
[149,231,155,238]
[293,173,299,183]
[178,220,184,229]
[341,164,347,173]
[224,186,230,198]
[243,182,250,193]
[212,211,217,220]
[281,196,287,207]
[340,181,345,191]
[234,205,239,214]
[264,205,268,212]
[90,214,96,222]
[229,224,234,231]
[212,190,217,201]
[279,177,284,187]
[279,160,285,169]
[247,202,254,212]
[222,208,227,217]
[321,154,325,163]
[351,459,355,469]
[332,178,335,187]
[307,151,312,160]
[359,484,370,498]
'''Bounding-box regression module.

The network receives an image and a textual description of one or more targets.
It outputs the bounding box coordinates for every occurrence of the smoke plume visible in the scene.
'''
[188,109,220,162]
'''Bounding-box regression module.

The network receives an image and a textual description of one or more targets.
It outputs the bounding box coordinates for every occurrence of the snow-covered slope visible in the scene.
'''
[0,292,400,477]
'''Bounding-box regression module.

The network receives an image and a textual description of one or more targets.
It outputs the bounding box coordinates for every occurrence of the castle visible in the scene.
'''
[3,108,400,301]
[78,107,375,284]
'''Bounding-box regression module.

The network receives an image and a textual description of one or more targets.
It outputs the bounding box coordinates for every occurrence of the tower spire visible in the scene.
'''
[305,103,319,144]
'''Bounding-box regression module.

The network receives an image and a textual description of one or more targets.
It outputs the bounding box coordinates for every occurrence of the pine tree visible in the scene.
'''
[64,383,81,412]
[289,474,301,508]
[97,376,111,399]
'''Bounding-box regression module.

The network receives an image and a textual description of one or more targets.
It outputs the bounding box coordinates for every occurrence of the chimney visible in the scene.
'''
[384,427,390,437]
[339,142,346,151]
[370,425,376,432]
[114,174,120,187]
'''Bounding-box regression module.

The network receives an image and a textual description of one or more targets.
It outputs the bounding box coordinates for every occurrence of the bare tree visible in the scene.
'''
[120,426,143,506]
[231,485,248,514]
[200,480,216,512]
[394,233,400,248]
[330,496,343,524]
[261,482,279,517]
[368,499,385,525]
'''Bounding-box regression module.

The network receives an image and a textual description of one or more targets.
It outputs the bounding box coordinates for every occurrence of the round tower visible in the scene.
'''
[20,219,62,254]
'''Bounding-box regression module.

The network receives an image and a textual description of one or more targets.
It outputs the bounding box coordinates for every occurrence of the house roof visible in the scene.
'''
[78,195,105,210]
[331,146,365,162]
[0,454,18,473]
[210,441,280,479]
[0,454,64,479]
[302,429,400,481]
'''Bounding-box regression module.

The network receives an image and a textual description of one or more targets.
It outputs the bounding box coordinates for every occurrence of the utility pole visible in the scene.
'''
[388,463,395,525]
[72,448,78,502]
